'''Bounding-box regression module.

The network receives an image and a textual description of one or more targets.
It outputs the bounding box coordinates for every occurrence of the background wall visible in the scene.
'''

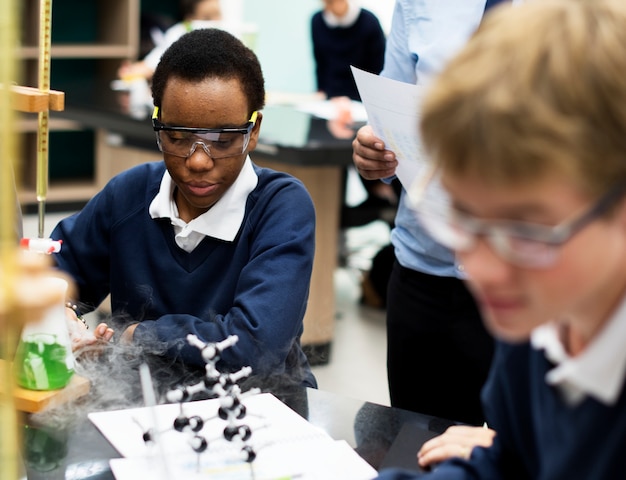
[241,0,395,94]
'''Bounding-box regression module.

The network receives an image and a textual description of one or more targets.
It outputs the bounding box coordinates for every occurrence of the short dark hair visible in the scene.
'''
[151,28,265,116]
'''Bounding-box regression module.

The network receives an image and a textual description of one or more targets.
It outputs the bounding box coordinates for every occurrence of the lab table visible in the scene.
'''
[19,382,455,479]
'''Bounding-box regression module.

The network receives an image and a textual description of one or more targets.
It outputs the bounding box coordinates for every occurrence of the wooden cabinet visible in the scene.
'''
[18,0,140,206]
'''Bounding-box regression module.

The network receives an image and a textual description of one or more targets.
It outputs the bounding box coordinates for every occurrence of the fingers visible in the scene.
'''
[352,125,398,180]
[70,330,99,352]
[418,442,471,468]
[69,318,114,357]
[417,425,496,468]
[327,119,355,139]
[94,322,115,342]
[118,60,153,81]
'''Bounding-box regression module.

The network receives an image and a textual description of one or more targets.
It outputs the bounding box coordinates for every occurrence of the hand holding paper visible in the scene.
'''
[351,66,449,212]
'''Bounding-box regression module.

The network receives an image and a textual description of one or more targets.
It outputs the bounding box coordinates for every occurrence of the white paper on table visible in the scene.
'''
[109,439,377,480]
[90,392,377,480]
[89,393,327,458]
[351,67,445,202]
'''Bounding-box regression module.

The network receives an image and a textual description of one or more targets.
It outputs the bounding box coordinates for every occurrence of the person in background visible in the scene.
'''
[312,0,397,231]
[52,29,317,388]
[118,0,223,81]
[311,0,385,101]
[352,0,509,428]
[379,0,626,477]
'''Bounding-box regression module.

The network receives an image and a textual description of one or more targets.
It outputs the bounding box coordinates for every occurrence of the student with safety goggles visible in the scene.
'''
[51,28,318,390]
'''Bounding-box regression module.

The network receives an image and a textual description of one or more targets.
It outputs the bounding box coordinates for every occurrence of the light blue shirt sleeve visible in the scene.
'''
[381,0,487,277]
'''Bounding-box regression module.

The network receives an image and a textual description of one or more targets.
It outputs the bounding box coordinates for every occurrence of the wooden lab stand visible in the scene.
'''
[2,85,90,414]
[1,360,90,413]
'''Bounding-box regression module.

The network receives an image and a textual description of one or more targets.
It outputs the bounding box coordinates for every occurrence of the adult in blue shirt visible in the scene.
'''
[52,29,317,389]
[353,0,512,426]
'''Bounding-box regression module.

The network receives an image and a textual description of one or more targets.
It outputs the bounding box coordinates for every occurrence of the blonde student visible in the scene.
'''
[377,0,626,478]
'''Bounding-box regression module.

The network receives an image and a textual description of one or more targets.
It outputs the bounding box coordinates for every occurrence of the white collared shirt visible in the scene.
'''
[149,157,258,252]
[531,297,626,406]
[322,1,361,28]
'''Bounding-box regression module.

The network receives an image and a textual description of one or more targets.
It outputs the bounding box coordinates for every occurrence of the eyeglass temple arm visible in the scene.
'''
[554,184,626,242]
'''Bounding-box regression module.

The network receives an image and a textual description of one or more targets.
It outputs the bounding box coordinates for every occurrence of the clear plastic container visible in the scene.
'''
[14,277,75,390]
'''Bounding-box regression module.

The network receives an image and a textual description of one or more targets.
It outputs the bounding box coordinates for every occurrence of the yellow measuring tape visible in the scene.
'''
[36,0,53,238]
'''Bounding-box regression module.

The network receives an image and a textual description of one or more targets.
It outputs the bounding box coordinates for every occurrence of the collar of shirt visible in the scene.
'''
[531,296,626,406]
[149,157,258,251]
[322,3,361,28]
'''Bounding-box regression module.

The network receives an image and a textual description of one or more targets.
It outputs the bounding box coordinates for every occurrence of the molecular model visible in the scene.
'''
[138,334,263,467]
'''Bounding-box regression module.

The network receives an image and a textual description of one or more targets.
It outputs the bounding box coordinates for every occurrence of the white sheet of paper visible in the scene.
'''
[90,392,377,480]
[351,66,449,210]
[89,393,326,458]
[109,439,377,480]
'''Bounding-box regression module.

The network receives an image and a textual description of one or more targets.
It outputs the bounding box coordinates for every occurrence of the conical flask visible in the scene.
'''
[14,277,75,390]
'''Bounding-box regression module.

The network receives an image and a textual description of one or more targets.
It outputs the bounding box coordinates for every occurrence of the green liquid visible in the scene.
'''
[15,334,74,390]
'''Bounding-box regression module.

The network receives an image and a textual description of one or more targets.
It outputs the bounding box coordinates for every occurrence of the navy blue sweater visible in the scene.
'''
[52,161,317,386]
[311,8,386,100]
[376,341,626,479]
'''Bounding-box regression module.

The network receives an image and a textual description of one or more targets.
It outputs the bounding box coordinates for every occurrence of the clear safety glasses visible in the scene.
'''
[409,169,626,269]
[152,107,258,160]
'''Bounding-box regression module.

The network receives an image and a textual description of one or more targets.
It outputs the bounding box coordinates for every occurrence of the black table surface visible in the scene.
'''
[53,87,359,167]
[20,382,456,479]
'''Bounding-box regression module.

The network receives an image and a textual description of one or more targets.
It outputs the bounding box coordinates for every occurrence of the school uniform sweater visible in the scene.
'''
[311,7,386,100]
[376,341,626,479]
[52,161,317,386]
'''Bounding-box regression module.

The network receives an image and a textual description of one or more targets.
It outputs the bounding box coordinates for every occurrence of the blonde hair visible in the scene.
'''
[420,0,626,195]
